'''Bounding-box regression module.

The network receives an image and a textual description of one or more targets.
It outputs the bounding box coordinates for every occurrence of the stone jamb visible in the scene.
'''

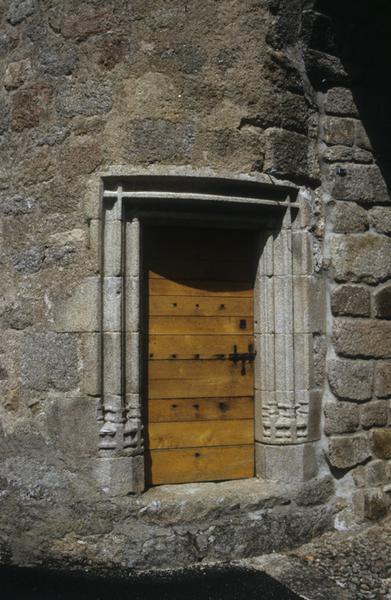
[96,174,323,493]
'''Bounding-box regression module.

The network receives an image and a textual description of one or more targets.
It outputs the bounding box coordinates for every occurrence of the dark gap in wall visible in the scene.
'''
[327,456,371,481]
[0,566,302,600]
[311,0,391,189]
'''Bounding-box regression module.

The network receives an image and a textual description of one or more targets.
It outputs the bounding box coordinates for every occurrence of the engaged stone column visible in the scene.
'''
[124,217,145,486]
[100,195,124,453]
[255,205,324,482]
[98,191,144,494]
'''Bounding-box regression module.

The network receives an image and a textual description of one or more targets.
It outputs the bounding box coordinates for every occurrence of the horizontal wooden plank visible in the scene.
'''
[147,445,254,485]
[149,316,254,335]
[148,296,253,317]
[149,279,253,297]
[148,259,254,282]
[148,359,254,380]
[148,376,253,399]
[148,334,253,359]
[147,419,254,449]
[148,397,253,422]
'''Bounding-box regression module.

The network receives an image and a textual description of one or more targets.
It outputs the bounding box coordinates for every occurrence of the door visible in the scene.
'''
[144,226,256,486]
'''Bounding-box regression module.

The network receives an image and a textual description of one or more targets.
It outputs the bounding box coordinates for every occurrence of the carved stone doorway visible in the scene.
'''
[98,174,323,493]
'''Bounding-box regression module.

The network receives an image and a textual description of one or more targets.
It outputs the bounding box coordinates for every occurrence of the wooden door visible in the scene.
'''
[144,226,256,486]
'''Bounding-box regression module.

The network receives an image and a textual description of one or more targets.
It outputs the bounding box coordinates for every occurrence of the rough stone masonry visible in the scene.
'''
[0,0,390,573]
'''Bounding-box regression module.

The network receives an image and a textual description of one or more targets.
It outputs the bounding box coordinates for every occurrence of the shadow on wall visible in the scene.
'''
[313,0,391,190]
[0,566,302,600]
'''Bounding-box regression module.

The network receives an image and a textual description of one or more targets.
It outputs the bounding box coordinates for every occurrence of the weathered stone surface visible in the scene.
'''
[324,402,360,435]
[13,245,45,274]
[7,0,35,25]
[71,116,104,137]
[313,334,327,388]
[369,206,391,234]
[11,85,52,131]
[360,401,388,429]
[60,141,102,177]
[355,122,372,151]
[55,81,112,117]
[327,358,373,401]
[0,102,10,134]
[47,397,100,459]
[128,119,194,162]
[0,470,334,570]
[353,488,390,521]
[162,44,207,74]
[306,49,348,85]
[81,334,101,397]
[280,93,310,135]
[21,333,79,391]
[0,300,34,330]
[331,202,368,233]
[35,44,79,77]
[24,18,47,42]
[371,429,391,459]
[256,442,318,482]
[322,117,355,146]
[295,476,335,506]
[331,285,370,317]
[328,434,371,469]
[97,34,132,71]
[53,278,100,332]
[45,243,76,267]
[353,459,389,488]
[32,125,68,146]
[95,456,144,496]
[60,7,113,41]
[322,145,372,164]
[373,285,391,319]
[333,319,391,359]
[375,362,391,398]
[0,30,19,56]
[103,277,122,332]
[325,87,358,116]
[330,164,389,204]
[264,128,310,179]
[240,91,309,135]
[0,193,34,216]
[4,59,31,90]
[12,241,79,273]
[331,234,391,284]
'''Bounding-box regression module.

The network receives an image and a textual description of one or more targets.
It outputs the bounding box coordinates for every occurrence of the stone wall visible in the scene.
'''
[0,0,389,572]
[306,0,391,526]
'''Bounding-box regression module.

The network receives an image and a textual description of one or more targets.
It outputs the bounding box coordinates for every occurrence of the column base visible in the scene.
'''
[256,441,318,483]
[95,455,145,495]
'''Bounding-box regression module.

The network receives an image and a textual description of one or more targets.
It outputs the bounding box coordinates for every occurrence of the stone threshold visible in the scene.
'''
[100,475,336,569]
[11,476,336,573]
[134,476,335,518]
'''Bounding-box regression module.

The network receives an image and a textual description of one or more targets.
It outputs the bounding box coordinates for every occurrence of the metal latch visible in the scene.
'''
[229,344,256,375]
